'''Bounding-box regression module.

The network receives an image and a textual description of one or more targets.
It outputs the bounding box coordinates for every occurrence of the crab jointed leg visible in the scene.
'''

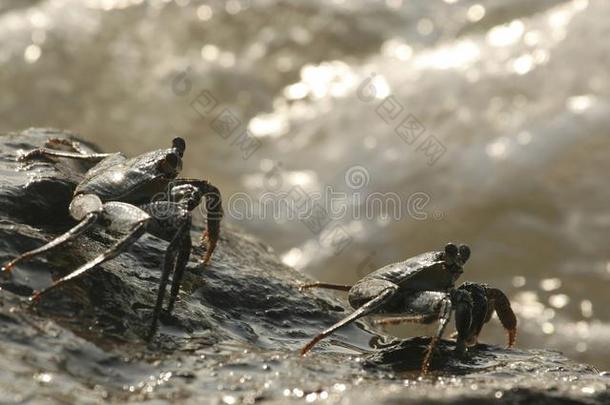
[300,281,399,355]
[146,215,192,340]
[298,282,353,292]
[30,201,151,302]
[44,138,90,155]
[373,314,436,325]
[1,212,99,274]
[167,228,192,314]
[394,289,475,374]
[421,297,453,375]
[19,147,114,162]
[18,137,115,162]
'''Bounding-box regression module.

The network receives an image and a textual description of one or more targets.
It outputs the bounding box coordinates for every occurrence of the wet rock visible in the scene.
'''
[0,128,607,404]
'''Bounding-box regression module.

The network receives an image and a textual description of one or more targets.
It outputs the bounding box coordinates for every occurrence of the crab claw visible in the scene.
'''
[486,287,517,347]
[200,183,222,266]
[201,230,218,265]
[201,238,217,265]
[456,282,488,346]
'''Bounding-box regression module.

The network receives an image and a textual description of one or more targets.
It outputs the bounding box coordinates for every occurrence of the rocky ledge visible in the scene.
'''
[0,129,607,404]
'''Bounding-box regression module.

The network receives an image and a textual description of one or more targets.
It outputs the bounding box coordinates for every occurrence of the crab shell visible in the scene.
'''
[75,147,183,204]
[348,249,465,310]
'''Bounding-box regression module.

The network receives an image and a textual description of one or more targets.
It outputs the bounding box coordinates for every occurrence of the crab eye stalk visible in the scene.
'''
[459,244,471,262]
[172,137,186,157]
[445,243,458,259]
[158,153,181,175]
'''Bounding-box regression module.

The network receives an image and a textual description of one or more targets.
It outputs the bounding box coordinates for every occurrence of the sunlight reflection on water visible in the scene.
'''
[0,0,608,371]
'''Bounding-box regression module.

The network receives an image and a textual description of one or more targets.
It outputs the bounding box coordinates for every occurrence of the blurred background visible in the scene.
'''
[0,0,608,369]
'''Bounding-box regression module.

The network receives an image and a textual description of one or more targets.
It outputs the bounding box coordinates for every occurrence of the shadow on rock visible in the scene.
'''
[364,337,507,374]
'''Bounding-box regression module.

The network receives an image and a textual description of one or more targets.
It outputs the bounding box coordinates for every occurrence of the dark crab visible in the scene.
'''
[1,137,223,338]
[299,243,517,374]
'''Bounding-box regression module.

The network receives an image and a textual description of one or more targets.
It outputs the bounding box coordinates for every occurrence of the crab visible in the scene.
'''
[1,137,223,338]
[298,243,517,374]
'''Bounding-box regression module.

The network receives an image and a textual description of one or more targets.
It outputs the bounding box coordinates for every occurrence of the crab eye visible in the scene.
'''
[172,137,186,157]
[159,153,180,174]
[166,153,179,168]
[459,244,471,262]
[445,243,458,258]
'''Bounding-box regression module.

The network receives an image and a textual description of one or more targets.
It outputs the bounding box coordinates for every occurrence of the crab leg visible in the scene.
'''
[299,282,353,292]
[418,287,474,375]
[421,298,452,375]
[372,314,436,325]
[166,229,192,314]
[19,148,113,162]
[18,136,113,162]
[2,212,99,274]
[44,138,89,155]
[30,202,150,301]
[486,288,517,347]
[147,218,192,339]
[31,224,148,302]
[300,283,398,355]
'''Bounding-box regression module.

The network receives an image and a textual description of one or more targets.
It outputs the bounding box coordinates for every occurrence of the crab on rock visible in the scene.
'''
[2,137,223,338]
[299,243,517,374]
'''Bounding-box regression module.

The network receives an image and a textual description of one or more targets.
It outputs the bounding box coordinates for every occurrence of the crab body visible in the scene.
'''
[349,250,461,310]
[74,147,182,204]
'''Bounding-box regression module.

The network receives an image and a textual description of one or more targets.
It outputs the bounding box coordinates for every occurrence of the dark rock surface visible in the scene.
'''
[0,129,607,404]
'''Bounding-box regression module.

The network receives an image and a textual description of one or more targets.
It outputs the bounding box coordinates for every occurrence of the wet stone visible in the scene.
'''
[0,128,607,404]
